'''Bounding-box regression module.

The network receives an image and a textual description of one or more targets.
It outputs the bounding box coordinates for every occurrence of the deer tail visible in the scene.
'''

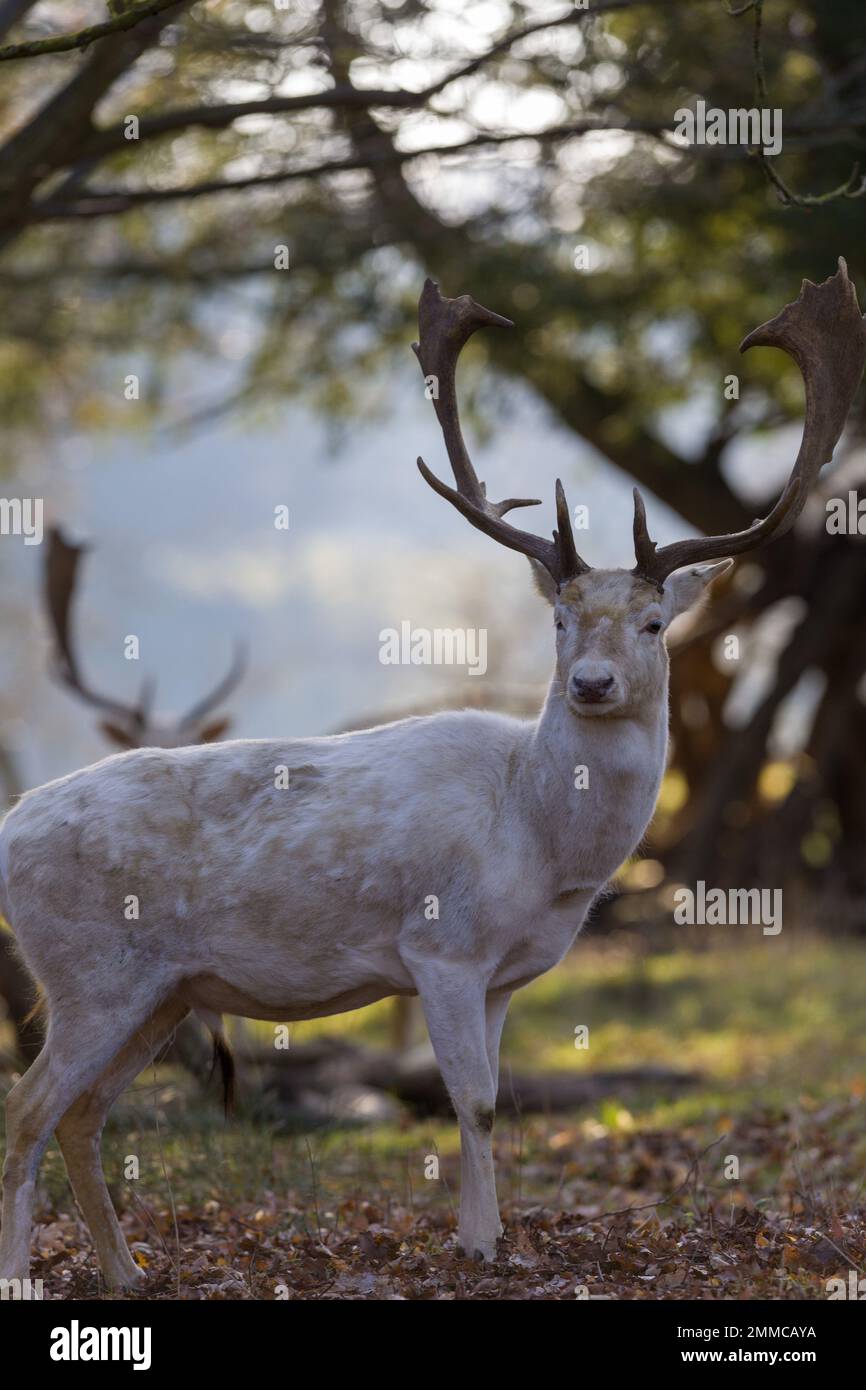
[195,1009,235,1117]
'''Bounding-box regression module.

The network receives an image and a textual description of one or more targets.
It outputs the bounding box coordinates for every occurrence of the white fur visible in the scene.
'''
[0,561,729,1281]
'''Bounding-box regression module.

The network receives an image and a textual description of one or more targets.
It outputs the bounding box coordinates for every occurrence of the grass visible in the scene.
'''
[240,925,866,1112]
[3,928,866,1298]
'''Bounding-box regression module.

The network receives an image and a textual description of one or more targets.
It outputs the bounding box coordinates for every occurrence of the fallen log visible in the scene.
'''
[235,1037,700,1124]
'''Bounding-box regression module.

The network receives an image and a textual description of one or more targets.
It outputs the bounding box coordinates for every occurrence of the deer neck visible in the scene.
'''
[521,668,670,887]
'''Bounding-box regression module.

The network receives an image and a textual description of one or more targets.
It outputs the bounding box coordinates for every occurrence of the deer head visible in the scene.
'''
[414,262,866,718]
[43,527,247,748]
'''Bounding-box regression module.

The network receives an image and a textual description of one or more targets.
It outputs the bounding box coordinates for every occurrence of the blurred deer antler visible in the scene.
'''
[44,527,155,737]
[176,640,247,740]
[43,526,246,748]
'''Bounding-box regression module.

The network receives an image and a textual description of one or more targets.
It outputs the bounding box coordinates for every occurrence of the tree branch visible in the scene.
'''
[0,1,192,243]
[0,0,186,61]
[78,86,425,159]
[31,118,771,221]
[731,0,866,207]
[0,0,40,44]
[77,0,697,159]
[319,4,743,540]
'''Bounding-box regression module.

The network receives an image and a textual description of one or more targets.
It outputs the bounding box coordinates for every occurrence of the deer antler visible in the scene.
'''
[631,258,866,588]
[44,527,247,746]
[44,527,155,733]
[176,640,248,737]
[413,278,588,587]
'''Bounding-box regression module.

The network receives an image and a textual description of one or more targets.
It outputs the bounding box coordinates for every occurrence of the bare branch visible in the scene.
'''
[76,0,697,159]
[28,119,718,221]
[0,0,186,62]
[730,0,866,208]
[759,155,866,207]
[77,86,425,159]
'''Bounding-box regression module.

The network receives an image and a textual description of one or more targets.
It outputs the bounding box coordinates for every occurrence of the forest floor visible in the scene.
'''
[4,929,866,1300]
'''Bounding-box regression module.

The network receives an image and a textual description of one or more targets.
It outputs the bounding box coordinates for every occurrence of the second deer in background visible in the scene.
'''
[43,527,247,750]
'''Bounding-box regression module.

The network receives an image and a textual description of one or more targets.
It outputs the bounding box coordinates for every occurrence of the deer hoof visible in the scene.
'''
[105,1262,147,1292]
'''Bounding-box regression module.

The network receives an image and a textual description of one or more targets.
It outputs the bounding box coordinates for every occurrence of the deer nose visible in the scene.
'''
[570,673,615,703]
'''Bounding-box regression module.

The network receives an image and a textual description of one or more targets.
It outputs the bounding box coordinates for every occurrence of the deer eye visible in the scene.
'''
[644,619,663,634]
[555,619,565,632]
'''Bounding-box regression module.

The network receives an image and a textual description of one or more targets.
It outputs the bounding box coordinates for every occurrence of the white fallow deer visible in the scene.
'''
[1,262,864,1287]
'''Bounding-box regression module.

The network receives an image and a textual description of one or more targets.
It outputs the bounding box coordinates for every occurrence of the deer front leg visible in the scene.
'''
[484,990,511,1240]
[485,991,511,1098]
[412,961,500,1261]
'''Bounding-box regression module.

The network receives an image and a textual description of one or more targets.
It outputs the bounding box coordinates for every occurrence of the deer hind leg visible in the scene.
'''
[0,985,174,1286]
[411,961,501,1261]
[55,995,190,1291]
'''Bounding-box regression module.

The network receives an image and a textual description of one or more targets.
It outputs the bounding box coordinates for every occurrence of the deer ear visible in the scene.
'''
[528,558,558,606]
[98,721,138,749]
[667,559,733,617]
[197,717,231,744]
